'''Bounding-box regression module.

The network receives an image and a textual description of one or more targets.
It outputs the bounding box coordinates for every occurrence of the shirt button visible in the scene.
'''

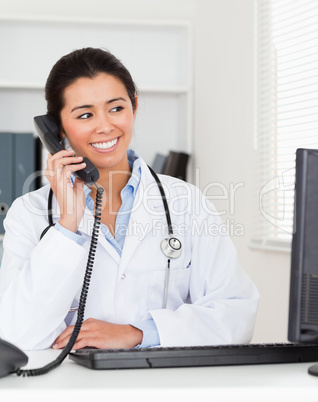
[121,274,126,279]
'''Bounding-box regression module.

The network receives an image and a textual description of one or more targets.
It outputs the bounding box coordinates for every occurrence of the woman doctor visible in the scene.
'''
[0,47,259,351]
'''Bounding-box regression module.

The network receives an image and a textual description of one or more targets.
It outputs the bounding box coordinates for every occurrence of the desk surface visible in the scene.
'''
[1,349,318,401]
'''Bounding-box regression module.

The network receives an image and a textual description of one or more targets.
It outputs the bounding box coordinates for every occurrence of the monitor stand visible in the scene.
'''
[308,363,318,376]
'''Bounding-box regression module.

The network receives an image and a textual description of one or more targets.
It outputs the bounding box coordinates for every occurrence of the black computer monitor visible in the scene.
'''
[288,148,318,376]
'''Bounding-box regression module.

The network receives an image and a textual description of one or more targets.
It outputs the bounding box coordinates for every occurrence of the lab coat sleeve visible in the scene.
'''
[0,195,88,350]
[148,188,260,347]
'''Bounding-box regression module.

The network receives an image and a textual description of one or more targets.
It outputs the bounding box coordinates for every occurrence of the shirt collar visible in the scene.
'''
[126,148,141,197]
[83,148,141,200]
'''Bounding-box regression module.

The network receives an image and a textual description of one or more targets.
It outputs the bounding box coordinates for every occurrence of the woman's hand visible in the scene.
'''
[45,150,87,233]
[52,318,143,350]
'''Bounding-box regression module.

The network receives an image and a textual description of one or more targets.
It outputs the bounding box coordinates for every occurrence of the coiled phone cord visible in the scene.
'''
[15,185,104,377]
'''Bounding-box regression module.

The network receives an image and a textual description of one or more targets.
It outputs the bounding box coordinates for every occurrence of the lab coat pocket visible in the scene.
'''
[149,264,191,310]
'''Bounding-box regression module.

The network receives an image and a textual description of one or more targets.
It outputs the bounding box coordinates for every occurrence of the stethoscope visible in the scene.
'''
[42,165,182,309]
[148,166,182,308]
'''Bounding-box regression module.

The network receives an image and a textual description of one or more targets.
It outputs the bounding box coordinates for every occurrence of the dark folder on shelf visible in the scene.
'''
[163,151,189,181]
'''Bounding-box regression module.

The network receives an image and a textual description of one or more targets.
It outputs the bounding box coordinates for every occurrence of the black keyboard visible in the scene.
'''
[69,343,318,370]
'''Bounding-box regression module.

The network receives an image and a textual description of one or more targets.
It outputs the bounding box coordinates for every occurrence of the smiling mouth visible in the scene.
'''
[90,138,118,150]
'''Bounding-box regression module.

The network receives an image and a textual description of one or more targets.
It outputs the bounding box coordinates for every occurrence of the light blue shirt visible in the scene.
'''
[55,149,160,348]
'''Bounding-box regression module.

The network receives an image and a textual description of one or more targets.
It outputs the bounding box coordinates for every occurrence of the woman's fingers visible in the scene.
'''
[52,319,143,350]
[45,151,82,178]
[53,325,75,348]
[44,149,88,233]
[47,155,84,172]
[56,161,87,179]
[45,149,74,167]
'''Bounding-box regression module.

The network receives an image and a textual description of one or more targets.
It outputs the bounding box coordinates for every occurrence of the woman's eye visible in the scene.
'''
[110,106,123,113]
[78,113,92,119]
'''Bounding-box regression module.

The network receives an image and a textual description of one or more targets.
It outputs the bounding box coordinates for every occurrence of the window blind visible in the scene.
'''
[252,0,318,251]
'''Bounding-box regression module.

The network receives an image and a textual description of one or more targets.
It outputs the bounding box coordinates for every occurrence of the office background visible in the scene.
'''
[0,0,290,344]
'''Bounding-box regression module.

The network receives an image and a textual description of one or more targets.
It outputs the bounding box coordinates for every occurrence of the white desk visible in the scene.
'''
[1,349,318,401]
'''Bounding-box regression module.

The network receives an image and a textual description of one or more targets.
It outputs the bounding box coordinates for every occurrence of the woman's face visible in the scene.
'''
[60,73,137,172]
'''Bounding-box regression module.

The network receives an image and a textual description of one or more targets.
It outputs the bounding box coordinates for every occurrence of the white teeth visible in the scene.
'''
[91,138,118,149]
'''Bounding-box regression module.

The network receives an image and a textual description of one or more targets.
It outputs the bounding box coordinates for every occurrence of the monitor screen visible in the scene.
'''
[288,148,318,344]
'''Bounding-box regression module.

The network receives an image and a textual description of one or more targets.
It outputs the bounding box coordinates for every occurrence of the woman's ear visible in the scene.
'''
[59,125,69,148]
[133,95,138,117]
[60,128,66,138]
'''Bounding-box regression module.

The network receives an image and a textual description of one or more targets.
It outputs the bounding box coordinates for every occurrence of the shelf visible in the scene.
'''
[0,82,44,90]
[139,87,190,94]
[0,82,190,94]
[0,15,193,181]
[0,14,192,29]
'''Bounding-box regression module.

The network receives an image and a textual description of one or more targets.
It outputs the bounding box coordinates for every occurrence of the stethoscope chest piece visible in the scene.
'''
[161,237,182,259]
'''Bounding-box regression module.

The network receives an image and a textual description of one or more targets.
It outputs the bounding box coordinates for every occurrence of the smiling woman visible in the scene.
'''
[60,74,137,174]
[0,47,259,352]
[44,49,140,239]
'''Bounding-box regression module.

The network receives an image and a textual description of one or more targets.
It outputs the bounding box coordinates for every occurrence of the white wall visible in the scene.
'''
[1,0,291,343]
[194,0,291,343]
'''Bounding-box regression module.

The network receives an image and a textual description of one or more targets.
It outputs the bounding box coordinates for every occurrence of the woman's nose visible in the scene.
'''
[95,113,114,134]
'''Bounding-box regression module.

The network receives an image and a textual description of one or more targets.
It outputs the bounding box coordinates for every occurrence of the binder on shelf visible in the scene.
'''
[151,153,167,174]
[163,151,190,182]
[0,133,38,235]
[14,134,36,198]
[0,134,14,235]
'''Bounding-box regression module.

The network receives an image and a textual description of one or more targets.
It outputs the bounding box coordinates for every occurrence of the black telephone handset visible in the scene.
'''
[34,114,99,185]
[0,339,28,378]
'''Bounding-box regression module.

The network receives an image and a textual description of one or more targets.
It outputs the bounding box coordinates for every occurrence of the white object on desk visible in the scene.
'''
[0,349,318,402]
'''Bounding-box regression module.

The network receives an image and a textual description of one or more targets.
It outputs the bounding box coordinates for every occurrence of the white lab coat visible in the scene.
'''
[0,157,259,350]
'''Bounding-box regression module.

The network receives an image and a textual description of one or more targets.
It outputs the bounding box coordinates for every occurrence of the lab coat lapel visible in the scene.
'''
[80,207,121,264]
[118,159,165,276]
[79,158,165,270]
[50,184,120,263]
